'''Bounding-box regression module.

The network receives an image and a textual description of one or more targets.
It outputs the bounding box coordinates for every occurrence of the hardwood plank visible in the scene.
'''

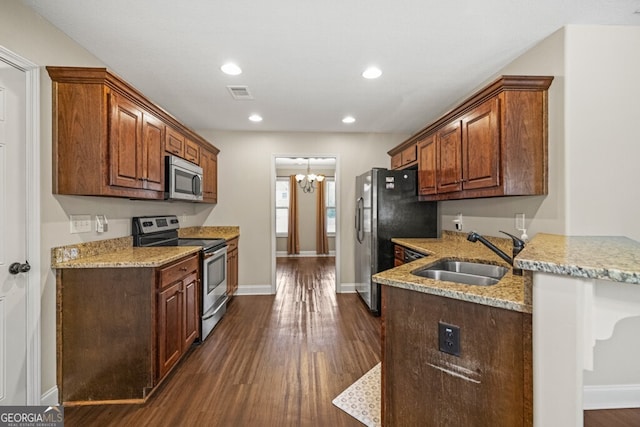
[63,256,381,426]
[584,408,640,427]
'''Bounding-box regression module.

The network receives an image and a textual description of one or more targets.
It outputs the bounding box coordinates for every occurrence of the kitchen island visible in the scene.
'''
[373,231,532,426]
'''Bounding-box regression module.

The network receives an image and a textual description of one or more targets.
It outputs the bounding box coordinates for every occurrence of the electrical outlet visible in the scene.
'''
[453,213,463,231]
[70,214,91,233]
[438,322,461,357]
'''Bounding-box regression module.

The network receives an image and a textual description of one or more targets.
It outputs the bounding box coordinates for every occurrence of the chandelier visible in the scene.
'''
[295,159,325,193]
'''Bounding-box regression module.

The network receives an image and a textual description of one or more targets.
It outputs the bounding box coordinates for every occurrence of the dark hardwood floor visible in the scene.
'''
[63,256,381,426]
[584,408,640,427]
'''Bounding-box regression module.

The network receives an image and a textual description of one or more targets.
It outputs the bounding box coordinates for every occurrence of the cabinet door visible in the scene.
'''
[141,113,164,191]
[183,271,199,349]
[417,135,437,195]
[157,282,182,379]
[390,153,402,170]
[165,127,185,157]
[201,147,218,203]
[109,93,143,189]
[401,144,417,165]
[436,122,463,194]
[462,98,500,190]
[185,139,201,165]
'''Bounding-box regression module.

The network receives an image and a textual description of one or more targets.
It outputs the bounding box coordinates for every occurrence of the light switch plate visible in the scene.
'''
[70,214,91,233]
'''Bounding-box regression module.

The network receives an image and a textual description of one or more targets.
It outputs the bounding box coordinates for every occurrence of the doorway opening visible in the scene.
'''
[271,155,339,294]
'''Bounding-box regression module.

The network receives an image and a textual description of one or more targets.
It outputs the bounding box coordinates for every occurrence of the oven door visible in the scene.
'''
[202,246,228,314]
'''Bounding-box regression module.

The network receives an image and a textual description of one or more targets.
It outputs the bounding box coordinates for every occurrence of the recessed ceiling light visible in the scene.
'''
[342,116,356,124]
[221,63,242,75]
[362,66,382,79]
[249,114,263,122]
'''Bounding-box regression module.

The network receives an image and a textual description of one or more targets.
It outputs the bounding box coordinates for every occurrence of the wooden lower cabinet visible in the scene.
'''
[226,237,239,298]
[382,285,532,426]
[393,245,405,267]
[56,253,199,405]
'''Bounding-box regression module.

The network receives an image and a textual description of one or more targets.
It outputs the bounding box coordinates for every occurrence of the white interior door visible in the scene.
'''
[0,58,28,405]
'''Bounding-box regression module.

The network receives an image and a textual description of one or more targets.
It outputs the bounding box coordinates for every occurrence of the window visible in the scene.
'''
[275,176,336,236]
[275,177,289,236]
[325,178,336,235]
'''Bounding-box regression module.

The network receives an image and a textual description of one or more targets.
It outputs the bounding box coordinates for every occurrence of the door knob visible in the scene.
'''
[9,261,30,275]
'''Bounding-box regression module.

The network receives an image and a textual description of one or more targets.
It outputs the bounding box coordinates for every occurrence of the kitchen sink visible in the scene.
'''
[412,261,508,286]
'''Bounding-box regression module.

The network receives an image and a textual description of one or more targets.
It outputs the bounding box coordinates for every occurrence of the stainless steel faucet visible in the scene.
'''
[467,230,525,276]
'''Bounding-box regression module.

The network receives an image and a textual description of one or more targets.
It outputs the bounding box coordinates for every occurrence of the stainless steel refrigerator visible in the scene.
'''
[354,168,438,314]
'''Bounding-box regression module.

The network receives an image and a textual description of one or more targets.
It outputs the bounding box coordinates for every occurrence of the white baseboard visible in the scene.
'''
[339,283,357,293]
[276,250,336,257]
[235,284,273,295]
[41,386,59,406]
[583,384,640,409]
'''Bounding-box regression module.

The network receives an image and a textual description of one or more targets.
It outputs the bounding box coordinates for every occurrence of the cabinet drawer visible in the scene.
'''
[158,254,199,288]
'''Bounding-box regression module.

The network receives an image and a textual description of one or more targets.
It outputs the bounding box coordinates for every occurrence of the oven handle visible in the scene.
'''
[202,295,228,320]
[203,246,227,259]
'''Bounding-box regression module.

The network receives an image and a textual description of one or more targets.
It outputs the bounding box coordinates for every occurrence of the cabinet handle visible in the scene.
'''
[179,267,188,271]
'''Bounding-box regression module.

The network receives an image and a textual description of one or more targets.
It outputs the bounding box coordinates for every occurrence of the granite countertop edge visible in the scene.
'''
[51,226,240,269]
[514,233,640,285]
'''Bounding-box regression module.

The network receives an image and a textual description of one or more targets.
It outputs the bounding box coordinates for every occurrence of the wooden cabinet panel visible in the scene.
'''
[183,271,199,348]
[382,285,532,426]
[390,153,402,169]
[165,127,185,157]
[417,135,437,195]
[226,237,239,298]
[185,139,201,165]
[436,122,463,194]
[141,113,164,191]
[462,98,500,190]
[201,146,218,203]
[108,93,142,189]
[157,282,183,379]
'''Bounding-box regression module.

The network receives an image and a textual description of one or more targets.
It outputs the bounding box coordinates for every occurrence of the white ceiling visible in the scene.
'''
[22,0,640,134]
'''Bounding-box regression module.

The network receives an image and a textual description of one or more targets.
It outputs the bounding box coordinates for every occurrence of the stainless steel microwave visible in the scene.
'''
[165,155,203,201]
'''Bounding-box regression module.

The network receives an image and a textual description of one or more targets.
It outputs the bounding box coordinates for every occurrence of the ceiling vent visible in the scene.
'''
[226,85,253,100]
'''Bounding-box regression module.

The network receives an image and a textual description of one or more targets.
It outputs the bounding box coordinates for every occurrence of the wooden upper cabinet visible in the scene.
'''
[165,127,185,158]
[462,97,500,191]
[390,143,418,169]
[403,75,553,201]
[436,122,463,194]
[417,135,437,195]
[47,66,219,201]
[200,146,218,203]
[108,92,164,192]
[184,139,201,165]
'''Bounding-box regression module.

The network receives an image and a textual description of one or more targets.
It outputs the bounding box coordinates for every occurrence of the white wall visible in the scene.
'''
[195,131,405,288]
[563,25,640,389]
[564,25,640,242]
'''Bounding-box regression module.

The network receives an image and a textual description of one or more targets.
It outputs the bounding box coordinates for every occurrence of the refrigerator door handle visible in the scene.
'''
[356,197,365,243]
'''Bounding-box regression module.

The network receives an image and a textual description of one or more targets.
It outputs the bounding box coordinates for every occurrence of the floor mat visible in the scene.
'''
[332,363,381,427]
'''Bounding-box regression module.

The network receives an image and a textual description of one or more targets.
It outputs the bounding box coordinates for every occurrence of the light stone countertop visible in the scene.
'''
[52,246,201,269]
[50,225,240,269]
[373,231,532,313]
[179,226,240,241]
[514,233,640,284]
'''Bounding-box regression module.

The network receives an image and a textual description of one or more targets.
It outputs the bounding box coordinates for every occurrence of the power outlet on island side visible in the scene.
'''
[438,321,461,357]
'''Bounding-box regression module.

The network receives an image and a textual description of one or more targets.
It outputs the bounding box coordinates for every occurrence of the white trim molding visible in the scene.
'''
[275,250,336,257]
[584,384,640,410]
[0,45,42,405]
[235,284,273,296]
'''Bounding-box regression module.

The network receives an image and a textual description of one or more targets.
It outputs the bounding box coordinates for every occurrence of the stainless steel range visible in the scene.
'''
[132,215,228,341]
